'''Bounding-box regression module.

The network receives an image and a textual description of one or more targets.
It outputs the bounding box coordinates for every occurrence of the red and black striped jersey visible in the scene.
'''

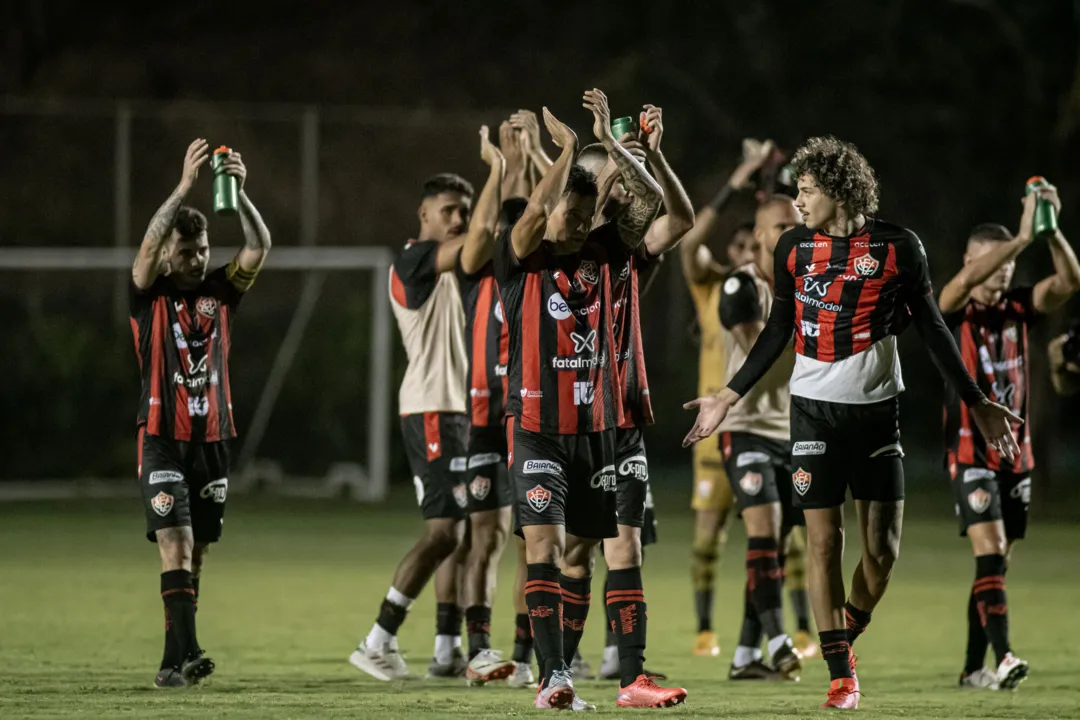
[493,224,624,435]
[129,266,242,442]
[780,220,930,362]
[456,258,509,428]
[943,287,1037,473]
[609,249,658,429]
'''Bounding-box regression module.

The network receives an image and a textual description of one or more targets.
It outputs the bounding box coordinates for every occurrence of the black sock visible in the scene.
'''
[559,574,591,666]
[790,588,811,633]
[738,584,763,650]
[819,629,853,680]
[974,554,1010,665]
[465,606,492,660]
[964,587,989,674]
[191,575,203,655]
[606,567,647,688]
[161,569,198,663]
[747,537,785,644]
[512,612,534,664]
[844,601,872,647]
[691,546,717,632]
[603,574,617,646]
[375,598,409,636]
[526,563,565,682]
[436,603,462,649]
[160,606,181,670]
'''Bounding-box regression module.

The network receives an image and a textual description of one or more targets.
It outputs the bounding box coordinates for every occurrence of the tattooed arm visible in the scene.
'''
[132,138,209,290]
[582,88,662,248]
[212,151,272,291]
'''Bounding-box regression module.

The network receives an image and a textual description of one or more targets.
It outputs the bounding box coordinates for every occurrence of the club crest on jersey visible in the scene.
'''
[453,483,469,508]
[196,297,218,318]
[792,468,812,496]
[967,488,991,514]
[578,260,599,285]
[151,491,174,517]
[526,484,552,513]
[853,254,879,277]
[739,471,764,496]
[469,476,491,501]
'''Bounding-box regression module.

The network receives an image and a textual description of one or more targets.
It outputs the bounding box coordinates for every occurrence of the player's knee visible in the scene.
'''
[562,538,598,578]
[469,519,508,560]
[865,532,901,572]
[424,523,463,559]
[604,533,641,570]
[156,526,194,571]
[806,526,843,563]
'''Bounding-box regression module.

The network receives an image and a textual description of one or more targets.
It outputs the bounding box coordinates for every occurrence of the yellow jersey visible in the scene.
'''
[688,279,727,398]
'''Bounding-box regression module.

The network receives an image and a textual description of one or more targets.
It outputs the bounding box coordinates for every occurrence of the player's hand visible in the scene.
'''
[499,121,524,167]
[480,124,504,168]
[970,399,1024,461]
[1018,183,1061,242]
[682,389,740,447]
[218,150,247,190]
[180,138,210,193]
[640,104,663,153]
[729,138,775,189]
[543,107,577,149]
[510,109,543,155]
[583,88,614,144]
[618,134,648,166]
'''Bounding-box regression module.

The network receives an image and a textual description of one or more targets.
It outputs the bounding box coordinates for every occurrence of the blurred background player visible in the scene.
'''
[130,139,271,687]
[350,172,474,681]
[577,103,696,683]
[1048,320,1080,396]
[937,184,1080,690]
[717,195,804,681]
[677,140,814,658]
[453,125,519,686]
[683,136,1024,710]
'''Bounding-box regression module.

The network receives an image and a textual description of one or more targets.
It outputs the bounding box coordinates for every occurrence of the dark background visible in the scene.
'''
[2,1,1078,512]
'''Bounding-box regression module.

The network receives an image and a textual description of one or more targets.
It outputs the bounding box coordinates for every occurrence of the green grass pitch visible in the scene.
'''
[2,493,1078,718]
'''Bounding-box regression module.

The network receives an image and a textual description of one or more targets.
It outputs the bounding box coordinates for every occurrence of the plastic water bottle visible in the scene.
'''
[212,146,239,216]
[1025,176,1058,240]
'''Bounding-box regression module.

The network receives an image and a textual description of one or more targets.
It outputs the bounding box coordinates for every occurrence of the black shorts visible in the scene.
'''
[614,426,657,546]
[509,418,618,540]
[138,428,230,543]
[788,395,905,510]
[466,423,513,513]
[720,431,804,528]
[402,412,469,521]
[950,464,1031,540]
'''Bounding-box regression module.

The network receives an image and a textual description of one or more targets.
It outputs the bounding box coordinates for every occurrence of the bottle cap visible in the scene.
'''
[214,145,232,155]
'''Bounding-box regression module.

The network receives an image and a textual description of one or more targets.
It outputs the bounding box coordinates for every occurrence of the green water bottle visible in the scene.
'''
[212,146,239,216]
[611,116,635,141]
[1025,176,1058,240]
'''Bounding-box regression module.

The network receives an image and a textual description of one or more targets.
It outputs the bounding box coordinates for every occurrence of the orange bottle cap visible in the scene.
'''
[214,145,232,154]
[1026,175,1046,184]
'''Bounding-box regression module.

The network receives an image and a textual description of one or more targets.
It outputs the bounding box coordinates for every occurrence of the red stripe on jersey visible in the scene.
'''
[506,416,515,467]
[958,324,978,465]
[1019,322,1032,471]
[591,268,610,431]
[521,274,543,430]
[498,318,510,414]
[722,432,732,459]
[148,299,166,435]
[808,240,837,360]
[221,304,234,438]
[556,306,579,435]
[471,278,494,426]
[205,321,221,441]
[424,412,442,461]
[390,267,407,307]
[130,317,144,367]
[789,242,805,354]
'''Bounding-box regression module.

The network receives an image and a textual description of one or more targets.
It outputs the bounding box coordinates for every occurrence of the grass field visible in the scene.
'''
[2,493,1079,719]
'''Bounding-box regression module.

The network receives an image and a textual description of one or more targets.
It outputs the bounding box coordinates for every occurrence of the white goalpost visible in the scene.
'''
[0,246,395,502]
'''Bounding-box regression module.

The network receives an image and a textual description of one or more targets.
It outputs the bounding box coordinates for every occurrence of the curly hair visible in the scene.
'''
[790,136,879,217]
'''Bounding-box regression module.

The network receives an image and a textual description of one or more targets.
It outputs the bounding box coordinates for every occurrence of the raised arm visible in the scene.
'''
[511,109,554,176]
[1031,186,1080,313]
[679,139,774,285]
[510,108,578,260]
[212,151,272,292]
[637,105,695,255]
[499,121,531,201]
[1049,333,1080,396]
[582,88,663,248]
[460,125,506,275]
[132,138,209,290]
